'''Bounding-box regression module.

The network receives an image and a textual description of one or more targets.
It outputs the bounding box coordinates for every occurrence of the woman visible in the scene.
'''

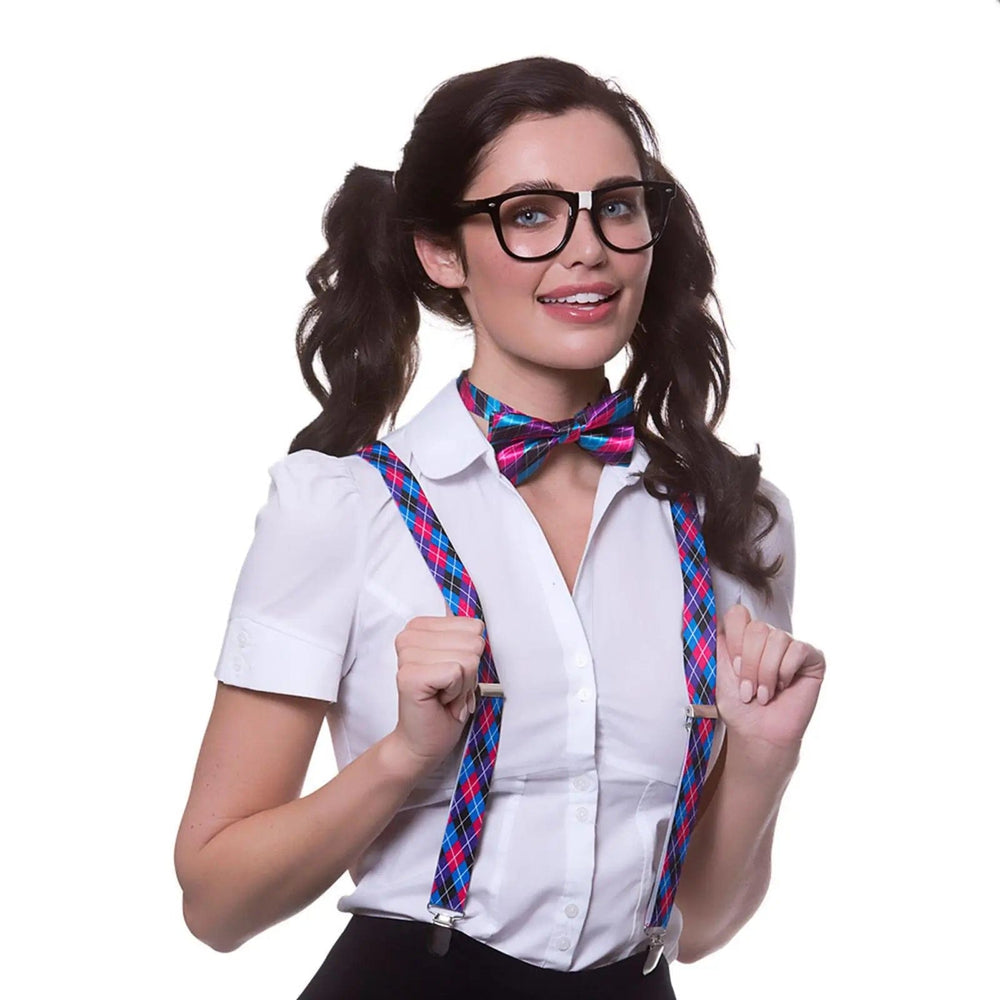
[174,56,825,1000]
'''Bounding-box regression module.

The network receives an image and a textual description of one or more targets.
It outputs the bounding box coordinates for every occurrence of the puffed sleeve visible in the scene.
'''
[212,450,366,702]
[738,477,795,634]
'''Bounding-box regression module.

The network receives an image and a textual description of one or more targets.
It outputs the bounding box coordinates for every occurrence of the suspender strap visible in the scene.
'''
[356,441,717,975]
[641,496,719,973]
[357,441,503,955]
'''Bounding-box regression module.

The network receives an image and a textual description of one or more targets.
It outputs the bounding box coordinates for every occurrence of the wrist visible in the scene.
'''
[377,730,442,782]
[726,732,801,779]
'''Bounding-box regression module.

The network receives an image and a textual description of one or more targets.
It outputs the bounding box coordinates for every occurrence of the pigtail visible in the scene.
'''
[289,166,421,456]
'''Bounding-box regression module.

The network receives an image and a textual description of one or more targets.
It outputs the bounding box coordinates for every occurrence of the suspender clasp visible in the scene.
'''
[476,682,504,700]
[643,927,668,975]
[426,906,463,957]
[685,702,718,730]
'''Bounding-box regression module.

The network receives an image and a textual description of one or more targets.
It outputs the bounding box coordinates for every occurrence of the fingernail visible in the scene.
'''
[757,685,769,705]
[740,679,753,703]
[458,705,469,722]
[733,654,742,675]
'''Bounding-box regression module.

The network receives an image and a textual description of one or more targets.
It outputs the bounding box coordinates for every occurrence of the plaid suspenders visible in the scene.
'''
[356,439,718,975]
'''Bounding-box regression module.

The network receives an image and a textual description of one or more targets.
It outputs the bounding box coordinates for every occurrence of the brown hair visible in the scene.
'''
[289,56,785,604]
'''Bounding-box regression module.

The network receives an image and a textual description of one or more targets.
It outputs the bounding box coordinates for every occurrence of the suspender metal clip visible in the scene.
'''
[684,702,718,730]
[426,906,463,957]
[643,927,668,975]
[475,682,505,700]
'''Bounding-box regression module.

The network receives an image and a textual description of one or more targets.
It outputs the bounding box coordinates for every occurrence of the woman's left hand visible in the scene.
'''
[714,604,825,752]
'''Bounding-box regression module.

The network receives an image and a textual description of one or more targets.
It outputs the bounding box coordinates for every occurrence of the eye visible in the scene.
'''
[599,195,639,220]
[510,204,553,228]
[499,193,564,230]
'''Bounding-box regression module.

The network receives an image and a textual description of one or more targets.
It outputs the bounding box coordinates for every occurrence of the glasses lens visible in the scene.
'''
[497,193,572,259]
[594,184,670,252]
[493,184,672,259]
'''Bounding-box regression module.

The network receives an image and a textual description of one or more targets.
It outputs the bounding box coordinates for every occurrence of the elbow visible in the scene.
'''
[176,840,243,953]
[676,935,718,965]
[676,879,773,964]
[181,893,243,954]
[675,910,720,964]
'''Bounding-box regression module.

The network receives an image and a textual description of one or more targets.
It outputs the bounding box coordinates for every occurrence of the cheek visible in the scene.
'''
[468,242,545,310]
[629,252,654,289]
[624,254,653,307]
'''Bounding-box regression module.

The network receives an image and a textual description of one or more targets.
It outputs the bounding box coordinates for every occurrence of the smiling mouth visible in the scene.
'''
[537,290,621,306]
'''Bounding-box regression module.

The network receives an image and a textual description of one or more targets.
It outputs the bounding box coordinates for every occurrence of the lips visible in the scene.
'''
[537,282,620,304]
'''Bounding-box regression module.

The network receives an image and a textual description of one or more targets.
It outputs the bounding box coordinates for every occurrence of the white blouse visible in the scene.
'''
[213,373,795,971]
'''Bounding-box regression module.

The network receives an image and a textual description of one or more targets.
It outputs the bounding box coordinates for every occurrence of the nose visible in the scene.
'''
[559,206,607,266]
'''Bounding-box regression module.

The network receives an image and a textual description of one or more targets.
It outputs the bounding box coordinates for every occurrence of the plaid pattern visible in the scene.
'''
[356,439,504,923]
[644,495,718,943]
[357,421,716,972]
[457,369,635,486]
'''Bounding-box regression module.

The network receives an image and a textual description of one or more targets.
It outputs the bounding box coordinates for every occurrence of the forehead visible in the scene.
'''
[466,108,642,196]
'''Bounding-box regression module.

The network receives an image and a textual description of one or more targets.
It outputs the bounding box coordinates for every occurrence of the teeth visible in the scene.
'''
[539,291,613,304]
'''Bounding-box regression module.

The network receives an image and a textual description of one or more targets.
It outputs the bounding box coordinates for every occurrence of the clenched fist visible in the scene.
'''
[390,607,485,772]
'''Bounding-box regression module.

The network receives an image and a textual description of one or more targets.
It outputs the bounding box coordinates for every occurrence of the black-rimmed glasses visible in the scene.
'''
[452,181,676,261]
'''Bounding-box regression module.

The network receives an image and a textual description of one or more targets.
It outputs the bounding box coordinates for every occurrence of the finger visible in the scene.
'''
[777,641,825,691]
[434,660,469,719]
[737,618,770,703]
[411,613,483,631]
[714,612,733,677]
[451,675,473,721]
[776,639,802,693]
[722,604,750,679]
[399,656,464,704]
[756,629,792,705]
[719,604,750,683]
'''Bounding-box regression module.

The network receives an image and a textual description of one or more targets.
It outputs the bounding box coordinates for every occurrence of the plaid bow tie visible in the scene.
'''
[457,370,636,486]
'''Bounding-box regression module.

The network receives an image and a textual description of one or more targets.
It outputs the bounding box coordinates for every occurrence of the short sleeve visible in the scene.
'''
[738,477,795,634]
[213,450,366,702]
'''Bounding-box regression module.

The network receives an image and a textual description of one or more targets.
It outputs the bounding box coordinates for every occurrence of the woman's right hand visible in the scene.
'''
[391,607,485,772]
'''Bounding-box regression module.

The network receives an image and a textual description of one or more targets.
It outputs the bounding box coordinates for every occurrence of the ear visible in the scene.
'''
[413,233,466,289]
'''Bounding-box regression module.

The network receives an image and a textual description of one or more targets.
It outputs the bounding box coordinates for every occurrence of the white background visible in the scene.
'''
[3,1,997,996]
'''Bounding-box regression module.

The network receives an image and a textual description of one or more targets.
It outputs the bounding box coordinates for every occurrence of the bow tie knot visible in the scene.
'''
[457,371,636,487]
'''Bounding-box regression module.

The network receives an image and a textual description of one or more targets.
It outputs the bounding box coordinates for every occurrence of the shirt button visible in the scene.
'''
[572,775,589,791]
[232,656,243,673]
[575,806,588,822]
[574,650,588,668]
[555,936,571,951]
[577,688,592,702]
[565,903,579,918]
[237,630,250,648]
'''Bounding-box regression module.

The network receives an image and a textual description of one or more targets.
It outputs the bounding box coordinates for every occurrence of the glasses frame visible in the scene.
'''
[452,180,677,262]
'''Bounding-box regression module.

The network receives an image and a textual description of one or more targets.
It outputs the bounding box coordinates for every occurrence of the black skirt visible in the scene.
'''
[295,914,678,1000]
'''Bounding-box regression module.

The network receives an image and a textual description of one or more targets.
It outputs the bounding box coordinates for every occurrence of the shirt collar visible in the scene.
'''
[401,374,651,485]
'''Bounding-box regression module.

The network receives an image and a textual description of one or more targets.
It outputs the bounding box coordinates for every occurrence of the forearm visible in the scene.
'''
[675,734,799,963]
[180,731,433,952]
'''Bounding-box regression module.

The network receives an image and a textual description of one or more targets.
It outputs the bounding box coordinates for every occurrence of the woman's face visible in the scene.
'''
[427,108,653,377]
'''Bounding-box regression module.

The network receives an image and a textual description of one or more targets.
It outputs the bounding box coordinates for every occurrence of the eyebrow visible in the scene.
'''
[497,175,643,195]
